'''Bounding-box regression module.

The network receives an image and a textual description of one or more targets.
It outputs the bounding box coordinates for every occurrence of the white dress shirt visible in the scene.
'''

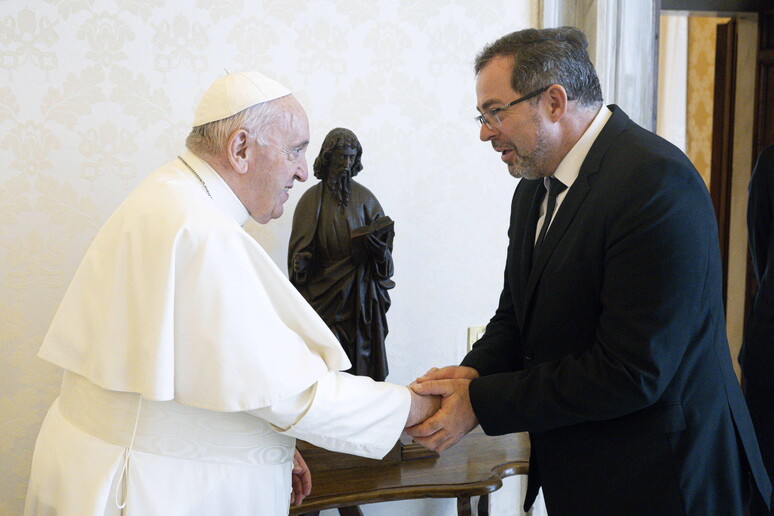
[535,105,612,242]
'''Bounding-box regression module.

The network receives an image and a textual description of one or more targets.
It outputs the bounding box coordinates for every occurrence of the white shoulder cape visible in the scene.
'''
[39,152,350,411]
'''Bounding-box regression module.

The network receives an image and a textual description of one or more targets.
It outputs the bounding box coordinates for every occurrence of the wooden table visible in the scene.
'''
[290,429,530,516]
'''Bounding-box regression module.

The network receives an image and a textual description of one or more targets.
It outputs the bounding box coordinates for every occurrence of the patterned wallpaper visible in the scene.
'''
[686,16,730,188]
[0,1,535,514]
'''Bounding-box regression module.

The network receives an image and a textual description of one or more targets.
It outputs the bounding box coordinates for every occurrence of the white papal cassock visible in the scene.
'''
[24,150,410,516]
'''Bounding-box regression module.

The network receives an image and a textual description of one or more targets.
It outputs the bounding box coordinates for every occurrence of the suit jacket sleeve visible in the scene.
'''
[742,145,774,388]
[748,146,774,284]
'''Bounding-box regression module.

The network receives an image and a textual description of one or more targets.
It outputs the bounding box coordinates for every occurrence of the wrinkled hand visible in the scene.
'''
[415,365,480,383]
[290,449,311,506]
[405,388,441,428]
[405,377,479,452]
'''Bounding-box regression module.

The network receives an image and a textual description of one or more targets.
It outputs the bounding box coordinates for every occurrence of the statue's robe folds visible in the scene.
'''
[289,181,394,381]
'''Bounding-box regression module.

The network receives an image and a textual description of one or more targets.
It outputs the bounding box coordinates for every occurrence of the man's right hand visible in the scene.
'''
[406,376,479,451]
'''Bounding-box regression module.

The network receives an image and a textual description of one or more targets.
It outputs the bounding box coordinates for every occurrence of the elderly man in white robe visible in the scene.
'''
[24,71,439,516]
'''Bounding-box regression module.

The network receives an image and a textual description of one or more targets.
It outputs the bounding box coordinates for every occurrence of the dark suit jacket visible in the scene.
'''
[461,106,772,515]
[741,145,774,390]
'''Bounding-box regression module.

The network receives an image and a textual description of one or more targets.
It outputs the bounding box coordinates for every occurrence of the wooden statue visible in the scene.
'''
[289,128,395,381]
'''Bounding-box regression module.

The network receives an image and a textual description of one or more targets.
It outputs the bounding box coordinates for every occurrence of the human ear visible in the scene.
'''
[544,84,568,122]
[227,129,251,175]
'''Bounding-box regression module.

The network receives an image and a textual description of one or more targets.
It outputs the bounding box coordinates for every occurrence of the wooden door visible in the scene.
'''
[711,18,737,306]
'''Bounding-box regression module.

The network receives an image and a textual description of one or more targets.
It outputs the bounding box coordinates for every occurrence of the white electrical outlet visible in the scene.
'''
[467,325,486,352]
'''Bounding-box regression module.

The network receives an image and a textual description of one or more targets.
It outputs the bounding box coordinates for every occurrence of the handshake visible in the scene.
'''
[291,365,483,507]
[403,365,481,452]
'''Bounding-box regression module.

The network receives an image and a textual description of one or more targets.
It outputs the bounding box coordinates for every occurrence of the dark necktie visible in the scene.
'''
[535,176,567,249]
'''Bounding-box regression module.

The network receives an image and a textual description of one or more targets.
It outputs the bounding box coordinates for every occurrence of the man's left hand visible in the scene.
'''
[405,378,478,451]
[290,448,312,506]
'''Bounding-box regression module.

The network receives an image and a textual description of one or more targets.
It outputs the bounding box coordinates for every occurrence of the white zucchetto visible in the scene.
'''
[193,71,291,127]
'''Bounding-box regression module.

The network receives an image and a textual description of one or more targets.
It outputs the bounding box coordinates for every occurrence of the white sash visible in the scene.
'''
[58,372,295,465]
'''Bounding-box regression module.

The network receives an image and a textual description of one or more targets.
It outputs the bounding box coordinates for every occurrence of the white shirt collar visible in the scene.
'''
[180,150,250,226]
[551,105,612,189]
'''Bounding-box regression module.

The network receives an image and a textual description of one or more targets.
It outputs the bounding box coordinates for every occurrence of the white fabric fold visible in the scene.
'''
[24,401,294,516]
[249,370,411,459]
[38,154,351,411]
[59,371,296,464]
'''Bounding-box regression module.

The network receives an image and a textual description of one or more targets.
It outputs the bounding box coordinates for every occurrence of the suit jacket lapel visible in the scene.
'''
[526,178,590,299]
[523,105,630,314]
[515,181,545,327]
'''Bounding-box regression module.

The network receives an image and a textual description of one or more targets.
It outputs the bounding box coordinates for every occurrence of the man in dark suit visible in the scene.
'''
[407,27,772,515]
[742,145,774,516]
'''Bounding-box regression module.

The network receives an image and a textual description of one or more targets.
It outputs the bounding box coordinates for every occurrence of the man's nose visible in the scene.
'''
[480,123,497,142]
[297,160,309,182]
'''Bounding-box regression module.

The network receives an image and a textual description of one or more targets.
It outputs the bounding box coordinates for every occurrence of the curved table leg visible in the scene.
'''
[457,496,472,516]
[478,494,490,515]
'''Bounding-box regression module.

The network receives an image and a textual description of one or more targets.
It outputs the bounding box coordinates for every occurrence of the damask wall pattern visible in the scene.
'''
[686,16,730,189]
[0,1,535,514]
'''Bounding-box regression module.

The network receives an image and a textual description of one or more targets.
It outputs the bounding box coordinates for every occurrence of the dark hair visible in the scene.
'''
[313,127,363,180]
[475,27,603,108]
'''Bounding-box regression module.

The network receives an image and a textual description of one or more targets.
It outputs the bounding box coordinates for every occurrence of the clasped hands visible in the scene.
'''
[404,366,480,452]
[291,366,480,506]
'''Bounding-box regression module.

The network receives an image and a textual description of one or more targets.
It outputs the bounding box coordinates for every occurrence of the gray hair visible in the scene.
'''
[185,100,280,157]
[475,27,603,109]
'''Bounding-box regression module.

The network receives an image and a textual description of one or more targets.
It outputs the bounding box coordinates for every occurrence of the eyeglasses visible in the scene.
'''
[475,86,549,130]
